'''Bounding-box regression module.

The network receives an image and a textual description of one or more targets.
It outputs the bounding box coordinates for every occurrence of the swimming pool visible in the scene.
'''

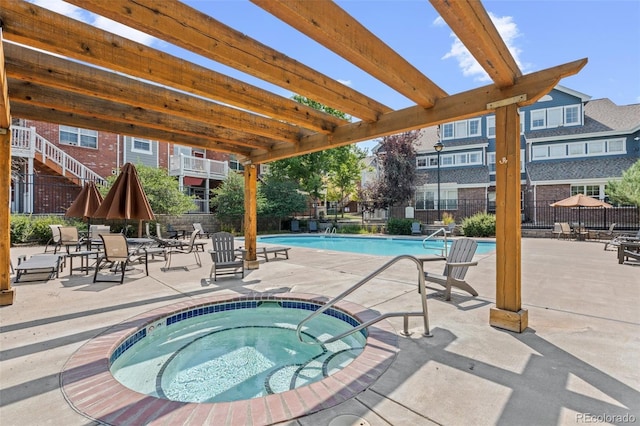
[256,235,495,256]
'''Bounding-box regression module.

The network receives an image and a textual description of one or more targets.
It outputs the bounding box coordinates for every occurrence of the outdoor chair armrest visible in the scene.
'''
[445,261,478,268]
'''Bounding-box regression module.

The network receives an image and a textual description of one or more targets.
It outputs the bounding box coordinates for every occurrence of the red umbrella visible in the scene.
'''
[94,163,155,235]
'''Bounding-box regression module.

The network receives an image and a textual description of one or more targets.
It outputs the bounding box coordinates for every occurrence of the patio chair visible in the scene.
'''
[163,229,202,270]
[605,229,640,251]
[209,231,244,280]
[93,233,148,284]
[291,219,300,233]
[411,222,421,235]
[421,237,479,300]
[44,224,62,253]
[308,220,318,233]
[14,254,65,283]
[559,222,574,240]
[56,226,83,254]
[192,222,211,239]
[552,223,562,239]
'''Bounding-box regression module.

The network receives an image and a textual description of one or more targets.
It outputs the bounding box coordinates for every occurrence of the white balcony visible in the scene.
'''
[169,154,228,181]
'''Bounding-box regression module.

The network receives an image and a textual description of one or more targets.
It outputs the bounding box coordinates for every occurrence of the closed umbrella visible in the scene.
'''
[93,163,155,236]
[65,180,104,245]
[550,193,612,228]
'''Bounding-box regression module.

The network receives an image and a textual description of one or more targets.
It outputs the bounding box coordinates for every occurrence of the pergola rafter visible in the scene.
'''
[0,0,587,332]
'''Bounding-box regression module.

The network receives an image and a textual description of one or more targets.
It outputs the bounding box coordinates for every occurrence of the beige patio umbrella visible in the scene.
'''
[550,193,612,228]
[93,163,155,236]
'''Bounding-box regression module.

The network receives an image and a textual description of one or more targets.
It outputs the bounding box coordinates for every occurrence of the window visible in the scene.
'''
[531,110,546,129]
[455,121,467,138]
[442,123,454,139]
[547,107,563,128]
[416,157,427,168]
[565,105,580,125]
[587,140,604,154]
[468,118,481,137]
[442,118,482,139]
[487,152,496,172]
[549,144,565,158]
[568,142,585,156]
[415,188,458,210]
[571,185,603,198]
[487,116,495,138]
[607,139,625,153]
[132,137,152,153]
[532,145,548,159]
[59,126,97,148]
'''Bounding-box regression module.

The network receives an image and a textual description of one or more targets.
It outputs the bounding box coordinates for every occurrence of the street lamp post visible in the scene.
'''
[434,141,444,222]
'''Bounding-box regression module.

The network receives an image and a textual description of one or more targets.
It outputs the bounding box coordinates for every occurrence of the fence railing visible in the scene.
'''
[11,126,106,185]
[169,154,228,181]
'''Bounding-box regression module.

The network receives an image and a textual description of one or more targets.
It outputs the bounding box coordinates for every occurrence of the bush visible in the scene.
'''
[461,212,496,237]
[10,215,84,245]
[386,218,414,235]
[337,224,369,234]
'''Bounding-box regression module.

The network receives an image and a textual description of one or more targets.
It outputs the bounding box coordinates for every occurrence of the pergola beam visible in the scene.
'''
[0,0,345,132]
[64,0,390,123]
[249,58,587,163]
[252,0,448,108]
[430,0,522,87]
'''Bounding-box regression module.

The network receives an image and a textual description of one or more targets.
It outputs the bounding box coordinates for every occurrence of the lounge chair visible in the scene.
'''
[14,254,64,283]
[559,222,574,240]
[56,226,83,254]
[291,219,300,233]
[552,223,562,239]
[163,229,202,270]
[44,224,62,253]
[411,222,422,235]
[192,223,211,239]
[597,223,616,241]
[308,220,318,233]
[93,233,148,284]
[421,237,479,300]
[209,231,244,280]
[605,229,640,251]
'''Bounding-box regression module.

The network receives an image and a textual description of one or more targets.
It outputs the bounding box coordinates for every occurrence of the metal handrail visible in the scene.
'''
[295,254,431,344]
[422,227,450,257]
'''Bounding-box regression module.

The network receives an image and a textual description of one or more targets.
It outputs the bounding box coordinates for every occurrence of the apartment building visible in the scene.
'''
[406,86,639,228]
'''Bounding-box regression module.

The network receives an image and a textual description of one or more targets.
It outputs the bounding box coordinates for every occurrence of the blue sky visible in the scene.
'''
[31,0,640,147]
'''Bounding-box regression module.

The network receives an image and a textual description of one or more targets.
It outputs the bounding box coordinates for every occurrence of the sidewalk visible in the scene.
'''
[1,237,639,425]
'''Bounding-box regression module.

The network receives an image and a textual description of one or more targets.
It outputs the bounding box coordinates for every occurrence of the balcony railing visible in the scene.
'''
[169,154,228,181]
[11,126,106,185]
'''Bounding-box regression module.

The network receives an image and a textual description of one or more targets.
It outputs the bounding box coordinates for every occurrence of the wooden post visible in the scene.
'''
[243,164,259,270]
[490,104,527,332]
[0,28,16,305]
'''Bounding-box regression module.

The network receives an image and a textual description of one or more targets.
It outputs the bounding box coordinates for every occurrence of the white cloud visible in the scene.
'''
[441,12,525,82]
[28,0,157,46]
[338,79,353,87]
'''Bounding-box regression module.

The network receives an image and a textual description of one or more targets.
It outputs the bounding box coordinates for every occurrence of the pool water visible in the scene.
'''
[110,301,365,403]
[257,235,495,257]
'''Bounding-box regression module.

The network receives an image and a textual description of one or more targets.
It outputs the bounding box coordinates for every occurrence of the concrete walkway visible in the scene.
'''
[1,237,639,425]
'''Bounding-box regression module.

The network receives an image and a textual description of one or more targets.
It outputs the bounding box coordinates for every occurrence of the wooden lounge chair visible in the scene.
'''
[421,237,479,300]
[163,229,202,270]
[209,232,244,280]
[93,234,148,284]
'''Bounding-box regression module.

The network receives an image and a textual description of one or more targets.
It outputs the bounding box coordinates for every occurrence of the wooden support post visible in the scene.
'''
[490,104,527,332]
[243,164,259,270]
[0,28,15,305]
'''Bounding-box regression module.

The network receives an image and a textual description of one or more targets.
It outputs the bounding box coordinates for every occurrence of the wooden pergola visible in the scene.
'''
[0,0,586,330]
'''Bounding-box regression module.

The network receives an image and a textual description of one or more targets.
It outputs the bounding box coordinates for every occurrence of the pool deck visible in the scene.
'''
[2,237,639,425]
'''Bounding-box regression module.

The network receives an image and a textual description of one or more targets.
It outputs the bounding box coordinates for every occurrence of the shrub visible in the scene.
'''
[337,225,369,234]
[10,215,85,245]
[441,212,456,225]
[386,218,414,235]
[461,212,496,237]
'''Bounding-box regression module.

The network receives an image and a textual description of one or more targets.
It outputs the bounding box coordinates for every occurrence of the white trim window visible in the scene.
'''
[59,125,98,149]
[132,137,152,154]
[487,150,525,174]
[487,115,495,138]
[571,184,604,199]
[529,104,582,130]
[442,118,482,140]
[531,138,626,161]
[420,150,483,168]
[415,187,458,210]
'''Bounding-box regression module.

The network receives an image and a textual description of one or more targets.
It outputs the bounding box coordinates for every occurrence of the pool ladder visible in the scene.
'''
[296,255,432,344]
[422,226,452,257]
[324,226,337,234]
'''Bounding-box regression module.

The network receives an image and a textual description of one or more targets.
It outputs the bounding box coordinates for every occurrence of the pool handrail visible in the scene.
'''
[296,254,431,344]
[422,227,451,257]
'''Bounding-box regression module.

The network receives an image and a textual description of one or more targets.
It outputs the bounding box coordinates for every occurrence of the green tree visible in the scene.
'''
[606,159,640,206]
[370,131,419,209]
[269,95,363,217]
[210,171,266,216]
[260,176,308,217]
[101,164,196,215]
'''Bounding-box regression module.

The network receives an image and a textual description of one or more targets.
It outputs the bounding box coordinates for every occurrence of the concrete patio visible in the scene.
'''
[1,237,639,425]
